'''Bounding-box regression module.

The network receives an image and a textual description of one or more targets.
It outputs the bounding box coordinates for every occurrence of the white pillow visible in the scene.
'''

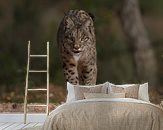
[108,82,149,102]
[84,92,126,99]
[108,83,135,93]
[138,83,149,102]
[66,82,109,103]
[66,82,75,103]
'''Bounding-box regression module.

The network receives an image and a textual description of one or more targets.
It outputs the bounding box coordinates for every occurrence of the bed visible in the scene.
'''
[41,82,163,130]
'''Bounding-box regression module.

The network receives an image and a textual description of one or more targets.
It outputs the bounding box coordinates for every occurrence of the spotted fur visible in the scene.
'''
[57,10,97,85]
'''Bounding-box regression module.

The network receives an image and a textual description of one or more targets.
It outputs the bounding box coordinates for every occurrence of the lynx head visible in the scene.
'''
[62,10,95,55]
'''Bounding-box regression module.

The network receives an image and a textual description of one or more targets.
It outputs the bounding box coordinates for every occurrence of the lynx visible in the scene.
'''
[57,10,97,85]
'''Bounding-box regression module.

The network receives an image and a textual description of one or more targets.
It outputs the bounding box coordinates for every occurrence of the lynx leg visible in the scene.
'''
[79,65,97,85]
[62,62,79,85]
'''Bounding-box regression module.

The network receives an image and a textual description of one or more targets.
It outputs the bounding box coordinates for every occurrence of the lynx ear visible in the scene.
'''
[84,18,93,27]
[64,17,74,29]
[88,12,95,22]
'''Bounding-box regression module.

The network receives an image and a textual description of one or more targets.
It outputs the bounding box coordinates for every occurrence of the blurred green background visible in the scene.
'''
[0,0,163,103]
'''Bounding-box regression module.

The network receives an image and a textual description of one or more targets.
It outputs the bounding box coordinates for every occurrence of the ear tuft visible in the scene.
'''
[88,12,95,22]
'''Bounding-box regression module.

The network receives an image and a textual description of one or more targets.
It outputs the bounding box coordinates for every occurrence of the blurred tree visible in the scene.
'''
[119,0,158,86]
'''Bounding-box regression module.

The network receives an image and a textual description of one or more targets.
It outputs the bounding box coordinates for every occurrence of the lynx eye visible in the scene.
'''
[85,37,89,41]
[65,35,74,43]
[81,37,89,42]
[68,38,74,43]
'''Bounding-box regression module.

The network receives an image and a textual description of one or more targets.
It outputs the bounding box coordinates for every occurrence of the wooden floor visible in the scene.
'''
[0,113,47,130]
[0,122,43,130]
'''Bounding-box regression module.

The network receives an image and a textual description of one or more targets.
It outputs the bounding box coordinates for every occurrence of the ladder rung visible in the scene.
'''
[27,104,47,107]
[24,41,50,124]
[30,55,47,57]
[29,70,47,73]
[28,88,47,91]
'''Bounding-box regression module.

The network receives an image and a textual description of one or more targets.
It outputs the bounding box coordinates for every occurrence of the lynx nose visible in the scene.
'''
[74,44,81,49]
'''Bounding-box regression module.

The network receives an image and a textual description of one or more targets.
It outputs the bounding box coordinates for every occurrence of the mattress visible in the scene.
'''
[42,98,163,130]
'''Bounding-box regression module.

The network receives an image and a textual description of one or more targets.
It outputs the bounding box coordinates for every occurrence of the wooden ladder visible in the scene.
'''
[24,41,49,124]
